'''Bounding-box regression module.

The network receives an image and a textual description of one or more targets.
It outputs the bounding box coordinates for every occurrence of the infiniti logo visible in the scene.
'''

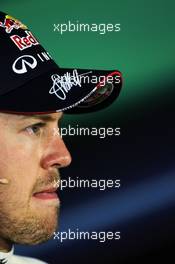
[12,55,37,74]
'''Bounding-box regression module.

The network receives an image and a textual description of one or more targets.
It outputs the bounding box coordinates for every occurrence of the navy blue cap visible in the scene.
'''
[0,11,122,114]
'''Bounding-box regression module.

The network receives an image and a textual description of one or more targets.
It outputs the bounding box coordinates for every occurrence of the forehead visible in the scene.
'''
[0,112,63,124]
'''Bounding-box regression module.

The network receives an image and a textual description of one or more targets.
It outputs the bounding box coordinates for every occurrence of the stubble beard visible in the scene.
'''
[0,201,60,245]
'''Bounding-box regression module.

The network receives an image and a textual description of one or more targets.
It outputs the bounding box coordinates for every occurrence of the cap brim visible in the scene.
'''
[0,68,122,115]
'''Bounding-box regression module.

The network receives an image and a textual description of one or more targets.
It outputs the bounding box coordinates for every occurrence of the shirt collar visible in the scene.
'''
[0,246,14,263]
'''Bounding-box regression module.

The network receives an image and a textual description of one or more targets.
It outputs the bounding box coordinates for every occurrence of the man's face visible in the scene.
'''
[0,112,71,245]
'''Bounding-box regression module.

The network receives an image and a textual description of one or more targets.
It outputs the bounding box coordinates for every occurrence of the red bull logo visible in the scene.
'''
[0,15,27,33]
[10,30,40,50]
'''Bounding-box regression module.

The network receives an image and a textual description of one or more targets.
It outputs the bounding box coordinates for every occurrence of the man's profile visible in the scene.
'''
[0,11,122,264]
[0,112,70,264]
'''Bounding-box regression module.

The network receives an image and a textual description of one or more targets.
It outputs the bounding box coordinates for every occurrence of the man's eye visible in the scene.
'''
[25,123,46,135]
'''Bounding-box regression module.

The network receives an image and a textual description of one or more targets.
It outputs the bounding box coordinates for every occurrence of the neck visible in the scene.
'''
[0,238,12,253]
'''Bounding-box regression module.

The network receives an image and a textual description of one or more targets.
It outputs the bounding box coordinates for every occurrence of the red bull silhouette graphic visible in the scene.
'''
[0,15,27,33]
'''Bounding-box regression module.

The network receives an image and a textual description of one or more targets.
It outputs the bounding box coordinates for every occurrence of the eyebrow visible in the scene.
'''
[18,113,63,122]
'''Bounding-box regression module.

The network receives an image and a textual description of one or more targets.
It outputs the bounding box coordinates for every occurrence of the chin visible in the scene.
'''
[0,202,60,245]
[14,219,58,245]
[8,211,59,245]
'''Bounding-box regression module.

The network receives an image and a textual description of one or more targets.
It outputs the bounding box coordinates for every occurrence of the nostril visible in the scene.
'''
[41,153,72,170]
[52,163,62,169]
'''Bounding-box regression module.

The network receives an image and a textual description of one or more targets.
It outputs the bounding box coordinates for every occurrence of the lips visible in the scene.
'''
[33,188,58,200]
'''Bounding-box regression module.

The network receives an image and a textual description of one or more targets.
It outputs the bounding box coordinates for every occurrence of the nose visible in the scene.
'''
[40,135,72,170]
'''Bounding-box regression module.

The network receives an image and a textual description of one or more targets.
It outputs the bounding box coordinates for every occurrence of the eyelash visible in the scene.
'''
[25,122,46,136]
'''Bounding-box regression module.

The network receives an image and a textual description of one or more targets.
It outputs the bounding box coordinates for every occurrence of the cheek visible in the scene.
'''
[0,140,40,199]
